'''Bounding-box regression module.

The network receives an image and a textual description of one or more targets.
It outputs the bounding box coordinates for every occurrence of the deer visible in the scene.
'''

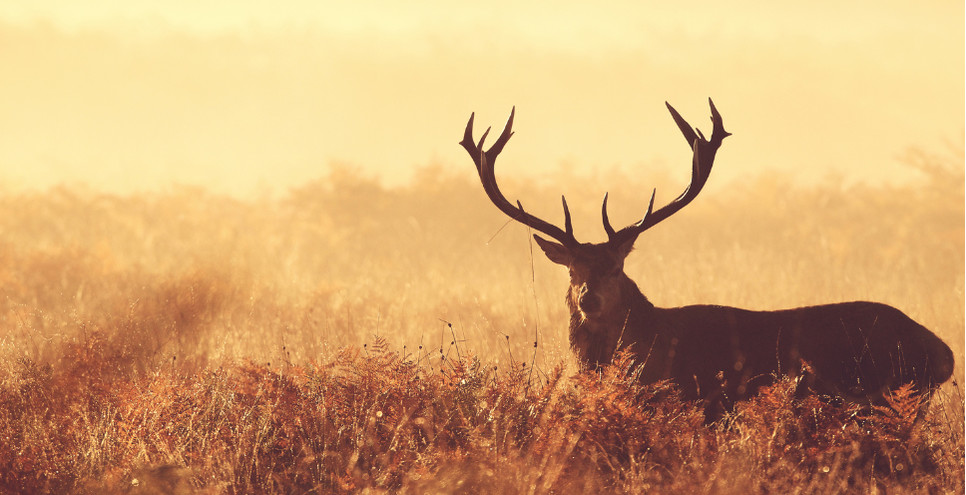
[459,99,955,419]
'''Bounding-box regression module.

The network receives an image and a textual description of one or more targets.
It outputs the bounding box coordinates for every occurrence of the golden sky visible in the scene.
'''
[0,1,962,196]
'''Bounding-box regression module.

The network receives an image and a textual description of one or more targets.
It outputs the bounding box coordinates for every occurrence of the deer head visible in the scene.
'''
[459,100,730,324]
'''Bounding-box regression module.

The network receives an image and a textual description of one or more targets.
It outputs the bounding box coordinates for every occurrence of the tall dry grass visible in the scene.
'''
[0,149,961,492]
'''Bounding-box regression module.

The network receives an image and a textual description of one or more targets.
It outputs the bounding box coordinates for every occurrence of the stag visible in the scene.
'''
[459,99,954,417]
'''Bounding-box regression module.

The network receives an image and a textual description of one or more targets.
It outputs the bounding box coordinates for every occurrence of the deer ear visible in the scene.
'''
[533,235,573,266]
[614,233,639,260]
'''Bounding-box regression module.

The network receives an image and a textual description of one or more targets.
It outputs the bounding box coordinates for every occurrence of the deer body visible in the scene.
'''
[459,100,954,415]
[568,282,953,408]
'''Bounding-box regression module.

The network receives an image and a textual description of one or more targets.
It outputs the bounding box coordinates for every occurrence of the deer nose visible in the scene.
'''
[578,291,602,315]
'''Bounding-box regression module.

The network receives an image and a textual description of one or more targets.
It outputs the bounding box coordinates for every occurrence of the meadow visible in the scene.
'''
[0,150,962,493]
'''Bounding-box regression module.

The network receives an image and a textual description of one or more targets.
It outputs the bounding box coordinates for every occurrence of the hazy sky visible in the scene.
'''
[0,1,952,40]
[0,1,962,196]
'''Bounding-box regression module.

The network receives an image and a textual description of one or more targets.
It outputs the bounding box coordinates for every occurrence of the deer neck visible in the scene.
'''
[568,275,654,368]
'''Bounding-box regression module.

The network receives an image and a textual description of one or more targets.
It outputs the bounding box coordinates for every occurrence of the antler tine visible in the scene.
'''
[562,195,574,237]
[485,107,515,161]
[460,108,579,247]
[708,98,730,143]
[632,189,657,228]
[608,99,729,244]
[477,126,491,152]
[460,113,483,174]
[666,102,698,148]
[604,189,655,242]
[601,193,615,238]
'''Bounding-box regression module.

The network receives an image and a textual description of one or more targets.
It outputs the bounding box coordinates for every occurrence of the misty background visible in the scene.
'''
[0,1,962,197]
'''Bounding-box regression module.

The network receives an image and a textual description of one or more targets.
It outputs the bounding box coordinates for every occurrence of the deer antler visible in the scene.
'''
[604,98,730,245]
[460,108,580,248]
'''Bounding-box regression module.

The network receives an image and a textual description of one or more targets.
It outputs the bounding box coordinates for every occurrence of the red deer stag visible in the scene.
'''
[459,99,954,417]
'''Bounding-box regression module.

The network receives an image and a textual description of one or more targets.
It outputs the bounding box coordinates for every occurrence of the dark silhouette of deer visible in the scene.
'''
[459,99,954,417]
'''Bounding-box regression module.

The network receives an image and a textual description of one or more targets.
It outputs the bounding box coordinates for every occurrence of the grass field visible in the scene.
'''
[0,151,962,493]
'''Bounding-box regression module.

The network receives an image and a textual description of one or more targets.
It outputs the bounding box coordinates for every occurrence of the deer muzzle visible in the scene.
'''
[577,286,602,317]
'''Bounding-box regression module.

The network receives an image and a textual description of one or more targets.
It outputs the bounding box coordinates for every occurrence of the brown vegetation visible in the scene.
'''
[0,153,962,492]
